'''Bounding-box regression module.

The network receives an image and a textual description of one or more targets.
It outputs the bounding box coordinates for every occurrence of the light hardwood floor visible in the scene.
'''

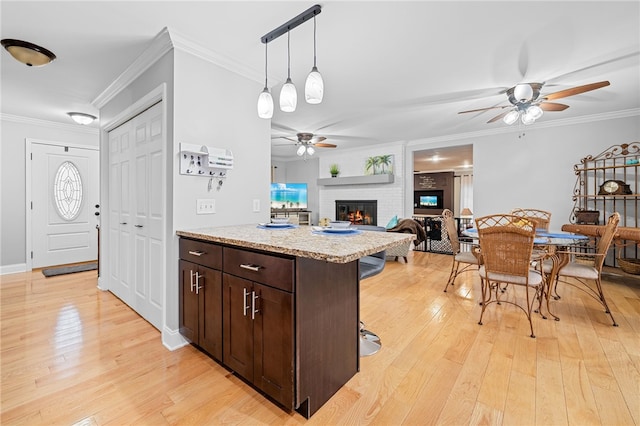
[1,251,639,425]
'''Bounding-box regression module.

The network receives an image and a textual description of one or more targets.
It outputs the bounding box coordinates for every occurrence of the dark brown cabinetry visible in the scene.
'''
[222,246,294,408]
[179,239,223,360]
[177,235,360,418]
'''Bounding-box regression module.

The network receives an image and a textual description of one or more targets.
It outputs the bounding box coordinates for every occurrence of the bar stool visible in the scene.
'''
[354,225,387,356]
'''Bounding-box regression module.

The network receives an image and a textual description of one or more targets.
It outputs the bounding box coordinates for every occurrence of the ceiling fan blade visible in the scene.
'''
[311,136,327,143]
[487,111,510,124]
[313,143,337,148]
[542,81,610,101]
[458,105,509,114]
[539,102,570,111]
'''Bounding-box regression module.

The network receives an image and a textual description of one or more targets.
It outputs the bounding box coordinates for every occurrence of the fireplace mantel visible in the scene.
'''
[317,174,394,186]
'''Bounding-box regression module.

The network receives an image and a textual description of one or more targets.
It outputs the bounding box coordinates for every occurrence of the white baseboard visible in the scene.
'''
[0,263,27,275]
[162,326,189,351]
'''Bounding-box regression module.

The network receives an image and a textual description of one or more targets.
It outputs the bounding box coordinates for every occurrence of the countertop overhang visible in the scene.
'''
[176,224,415,263]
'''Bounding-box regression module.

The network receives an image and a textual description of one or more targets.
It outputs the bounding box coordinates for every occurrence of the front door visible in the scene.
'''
[31,142,100,268]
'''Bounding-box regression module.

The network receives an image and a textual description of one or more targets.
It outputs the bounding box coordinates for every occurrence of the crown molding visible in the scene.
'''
[92,27,264,110]
[168,28,264,85]
[407,108,640,147]
[92,27,174,109]
[1,113,99,135]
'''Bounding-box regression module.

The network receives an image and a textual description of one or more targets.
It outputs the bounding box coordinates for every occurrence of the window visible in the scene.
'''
[54,161,83,220]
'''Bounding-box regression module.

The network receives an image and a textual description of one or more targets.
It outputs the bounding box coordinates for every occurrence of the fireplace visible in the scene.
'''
[335,200,377,225]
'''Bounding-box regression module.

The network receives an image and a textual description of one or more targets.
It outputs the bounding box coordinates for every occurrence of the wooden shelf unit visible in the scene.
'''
[571,142,639,266]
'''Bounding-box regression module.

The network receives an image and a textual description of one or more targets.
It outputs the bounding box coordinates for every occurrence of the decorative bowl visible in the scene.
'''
[271,217,290,224]
[329,221,351,229]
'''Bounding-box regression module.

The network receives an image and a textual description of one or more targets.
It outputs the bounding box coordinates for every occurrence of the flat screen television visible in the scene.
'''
[419,195,439,208]
[270,183,308,210]
[414,190,443,209]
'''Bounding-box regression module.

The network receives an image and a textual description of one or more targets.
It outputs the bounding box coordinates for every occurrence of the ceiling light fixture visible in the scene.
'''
[67,112,97,125]
[258,4,322,117]
[304,15,324,104]
[279,30,297,112]
[502,104,544,126]
[296,143,316,157]
[1,39,56,67]
[257,43,274,119]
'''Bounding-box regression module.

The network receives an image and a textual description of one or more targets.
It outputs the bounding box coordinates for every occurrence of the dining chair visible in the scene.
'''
[510,208,552,231]
[442,209,479,292]
[475,214,544,338]
[543,211,620,326]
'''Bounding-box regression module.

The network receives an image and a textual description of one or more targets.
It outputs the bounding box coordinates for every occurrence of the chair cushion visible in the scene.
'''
[542,260,598,280]
[455,251,479,264]
[478,265,543,286]
[360,255,386,279]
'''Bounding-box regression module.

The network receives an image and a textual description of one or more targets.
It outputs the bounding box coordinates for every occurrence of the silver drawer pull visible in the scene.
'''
[240,264,261,271]
[188,250,205,256]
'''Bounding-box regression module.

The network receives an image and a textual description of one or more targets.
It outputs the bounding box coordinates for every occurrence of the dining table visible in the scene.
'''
[462,228,590,321]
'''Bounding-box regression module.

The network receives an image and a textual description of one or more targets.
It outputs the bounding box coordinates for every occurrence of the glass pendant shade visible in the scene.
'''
[306,145,315,156]
[513,83,533,102]
[257,88,274,119]
[305,67,324,104]
[521,112,536,125]
[527,105,543,120]
[503,110,520,125]
[296,145,306,156]
[280,78,297,112]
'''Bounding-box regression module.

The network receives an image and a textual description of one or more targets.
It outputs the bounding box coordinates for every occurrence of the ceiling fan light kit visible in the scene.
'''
[1,38,56,67]
[459,80,610,127]
[258,4,323,118]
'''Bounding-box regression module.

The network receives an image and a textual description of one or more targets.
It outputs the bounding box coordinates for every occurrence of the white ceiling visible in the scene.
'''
[2,1,639,170]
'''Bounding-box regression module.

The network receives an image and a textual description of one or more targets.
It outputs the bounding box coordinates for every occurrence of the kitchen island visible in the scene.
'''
[176,224,413,418]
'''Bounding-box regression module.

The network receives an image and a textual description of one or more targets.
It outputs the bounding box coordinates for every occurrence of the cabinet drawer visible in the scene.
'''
[180,238,222,269]
[223,247,294,292]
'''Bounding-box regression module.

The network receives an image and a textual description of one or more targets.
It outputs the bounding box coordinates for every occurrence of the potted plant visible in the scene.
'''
[330,164,340,177]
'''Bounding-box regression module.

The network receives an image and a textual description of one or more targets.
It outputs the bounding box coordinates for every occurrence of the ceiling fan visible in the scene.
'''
[273,132,337,157]
[458,80,610,125]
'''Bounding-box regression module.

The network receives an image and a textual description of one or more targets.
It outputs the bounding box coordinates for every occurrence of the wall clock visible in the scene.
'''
[598,179,632,195]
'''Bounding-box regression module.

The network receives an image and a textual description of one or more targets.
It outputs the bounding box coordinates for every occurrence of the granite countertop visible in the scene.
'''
[176,224,415,263]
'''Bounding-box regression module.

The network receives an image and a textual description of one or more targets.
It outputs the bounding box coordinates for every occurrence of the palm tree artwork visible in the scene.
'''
[365,155,393,175]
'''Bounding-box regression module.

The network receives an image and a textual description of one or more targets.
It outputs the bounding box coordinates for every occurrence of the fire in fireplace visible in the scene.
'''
[335,200,378,225]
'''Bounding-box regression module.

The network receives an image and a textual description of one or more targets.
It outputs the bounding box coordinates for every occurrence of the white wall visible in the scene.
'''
[318,143,405,227]
[407,113,640,231]
[0,116,99,272]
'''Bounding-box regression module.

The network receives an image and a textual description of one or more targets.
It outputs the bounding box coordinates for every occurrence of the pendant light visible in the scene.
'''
[257,43,274,119]
[280,30,297,112]
[305,15,324,104]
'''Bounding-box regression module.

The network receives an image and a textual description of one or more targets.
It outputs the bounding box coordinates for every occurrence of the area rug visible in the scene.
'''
[42,262,98,277]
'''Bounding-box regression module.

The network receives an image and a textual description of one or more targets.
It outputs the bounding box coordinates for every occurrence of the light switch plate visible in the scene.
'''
[253,199,260,212]
[197,198,215,214]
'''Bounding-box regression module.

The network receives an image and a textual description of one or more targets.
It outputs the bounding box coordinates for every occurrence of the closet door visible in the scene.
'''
[107,101,164,330]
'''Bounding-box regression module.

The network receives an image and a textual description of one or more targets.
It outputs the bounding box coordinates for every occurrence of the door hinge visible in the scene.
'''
[31,201,33,210]
[30,153,33,160]
[31,251,33,259]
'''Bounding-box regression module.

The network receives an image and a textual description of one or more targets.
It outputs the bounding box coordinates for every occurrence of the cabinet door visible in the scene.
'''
[253,283,294,408]
[223,273,254,381]
[179,260,199,343]
[199,266,223,361]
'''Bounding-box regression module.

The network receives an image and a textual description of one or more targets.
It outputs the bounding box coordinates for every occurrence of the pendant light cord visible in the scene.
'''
[313,16,317,68]
[287,29,291,79]
[264,42,268,87]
